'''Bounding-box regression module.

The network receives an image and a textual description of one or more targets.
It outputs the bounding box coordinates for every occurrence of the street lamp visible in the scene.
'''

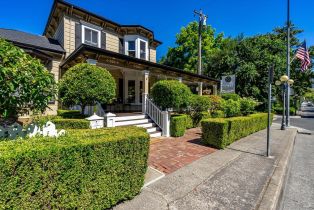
[275,75,294,130]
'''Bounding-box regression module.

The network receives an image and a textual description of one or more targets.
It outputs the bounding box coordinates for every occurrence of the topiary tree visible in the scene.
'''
[59,63,116,114]
[0,38,56,121]
[151,80,192,110]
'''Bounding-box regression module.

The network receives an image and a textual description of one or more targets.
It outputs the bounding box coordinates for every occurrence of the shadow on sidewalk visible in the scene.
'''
[226,147,266,157]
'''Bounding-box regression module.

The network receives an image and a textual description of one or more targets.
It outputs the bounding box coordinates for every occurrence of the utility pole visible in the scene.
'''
[194,9,207,96]
[286,0,291,126]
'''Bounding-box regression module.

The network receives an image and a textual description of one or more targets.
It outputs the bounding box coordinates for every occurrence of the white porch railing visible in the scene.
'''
[145,96,170,137]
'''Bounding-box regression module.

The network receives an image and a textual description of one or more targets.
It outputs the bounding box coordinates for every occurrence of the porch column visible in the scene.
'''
[213,84,218,95]
[142,70,150,114]
[198,82,203,96]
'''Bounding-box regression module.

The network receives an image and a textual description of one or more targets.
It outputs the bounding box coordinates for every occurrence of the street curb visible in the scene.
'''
[257,128,297,210]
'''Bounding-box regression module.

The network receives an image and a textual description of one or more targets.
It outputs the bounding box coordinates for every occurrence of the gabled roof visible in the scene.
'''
[0,28,65,53]
[44,0,162,46]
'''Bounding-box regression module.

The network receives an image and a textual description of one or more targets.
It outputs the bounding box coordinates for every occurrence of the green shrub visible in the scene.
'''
[185,115,193,129]
[170,114,187,137]
[202,113,269,149]
[0,127,149,209]
[202,118,229,149]
[273,106,296,116]
[221,93,241,101]
[240,98,257,116]
[211,110,225,118]
[222,99,241,117]
[52,118,90,129]
[0,39,56,118]
[208,95,223,112]
[57,110,86,119]
[151,80,192,110]
[59,63,116,114]
[187,95,212,127]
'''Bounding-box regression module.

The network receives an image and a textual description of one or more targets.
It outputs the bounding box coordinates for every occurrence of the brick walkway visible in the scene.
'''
[148,128,217,174]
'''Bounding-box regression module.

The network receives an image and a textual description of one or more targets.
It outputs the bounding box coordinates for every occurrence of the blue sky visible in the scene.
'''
[1,0,313,61]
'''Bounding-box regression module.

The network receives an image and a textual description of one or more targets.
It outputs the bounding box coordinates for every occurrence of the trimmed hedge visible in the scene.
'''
[202,113,270,149]
[33,115,89,129]
[0,127,150,209]
[57,110,86,119]
[211,110,225,118]
[170,114,187,137]
[52,118,90,129]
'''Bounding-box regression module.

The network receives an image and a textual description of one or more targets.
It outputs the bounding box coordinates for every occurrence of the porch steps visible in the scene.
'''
[115,114,162,138]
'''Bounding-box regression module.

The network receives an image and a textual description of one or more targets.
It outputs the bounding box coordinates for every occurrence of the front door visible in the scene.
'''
[124,70,143,105]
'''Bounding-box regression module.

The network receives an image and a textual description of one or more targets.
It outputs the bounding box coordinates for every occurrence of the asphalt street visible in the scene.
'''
[277,108,314,210]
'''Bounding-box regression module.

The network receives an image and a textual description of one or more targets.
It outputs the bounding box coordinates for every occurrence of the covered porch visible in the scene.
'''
[61,44,220,114]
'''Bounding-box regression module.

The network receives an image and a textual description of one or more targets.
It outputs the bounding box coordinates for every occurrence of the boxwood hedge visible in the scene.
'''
[202,113,270,149]
[170,114,187,137]
[57,110,86,119]
[0,127,150,209]
[52,118,90,129]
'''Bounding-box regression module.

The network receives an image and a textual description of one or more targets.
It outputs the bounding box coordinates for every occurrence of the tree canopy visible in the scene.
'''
[0,38,56,119]
[160,22,314,104]
[59,63,116,114]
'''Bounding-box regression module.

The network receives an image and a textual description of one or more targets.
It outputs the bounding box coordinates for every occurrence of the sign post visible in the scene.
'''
[267,66,274,157]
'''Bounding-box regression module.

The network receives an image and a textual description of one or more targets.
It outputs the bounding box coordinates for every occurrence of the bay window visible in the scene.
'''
[128,41,136,58]
[125,36,148,60]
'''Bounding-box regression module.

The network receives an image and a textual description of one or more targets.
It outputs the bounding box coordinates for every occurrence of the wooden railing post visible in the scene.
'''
[142,93,148,114]
[162,111,170,137]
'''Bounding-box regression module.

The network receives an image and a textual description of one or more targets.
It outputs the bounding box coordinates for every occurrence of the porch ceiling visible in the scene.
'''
[60,44,220,85]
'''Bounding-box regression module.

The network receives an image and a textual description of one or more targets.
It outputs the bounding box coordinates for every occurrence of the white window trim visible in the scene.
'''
[82,25,101,48]
[138,39,148,60]
[124,35,149,60]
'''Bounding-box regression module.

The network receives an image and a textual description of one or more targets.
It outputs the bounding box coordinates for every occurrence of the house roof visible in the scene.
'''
[44,0,162,46]
[60,44,220,84]
[0,28,65,54]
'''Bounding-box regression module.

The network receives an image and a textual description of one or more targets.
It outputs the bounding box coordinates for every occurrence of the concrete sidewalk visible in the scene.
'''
[114,125,297,210]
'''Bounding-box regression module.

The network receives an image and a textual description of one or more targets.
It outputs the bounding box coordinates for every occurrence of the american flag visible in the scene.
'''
[296,41,311,71]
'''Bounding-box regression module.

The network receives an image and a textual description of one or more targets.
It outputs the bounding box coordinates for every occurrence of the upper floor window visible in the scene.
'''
[128,41,136,58]
[82,25,101,47]
[140,41,147,59]
[125,36,148,60]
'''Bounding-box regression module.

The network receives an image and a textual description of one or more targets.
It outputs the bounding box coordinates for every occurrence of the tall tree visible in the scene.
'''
[160,21,224,73]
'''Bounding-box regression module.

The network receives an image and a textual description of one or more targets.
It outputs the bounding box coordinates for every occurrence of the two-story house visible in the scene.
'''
[0,0,219,137]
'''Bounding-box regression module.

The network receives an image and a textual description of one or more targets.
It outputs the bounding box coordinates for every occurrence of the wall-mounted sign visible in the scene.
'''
[221,75,236,94]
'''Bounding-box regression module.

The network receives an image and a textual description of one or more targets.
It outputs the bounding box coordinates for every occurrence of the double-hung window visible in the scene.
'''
[82,25,100,47]
[140,40,147,60]
[128,41,136,57]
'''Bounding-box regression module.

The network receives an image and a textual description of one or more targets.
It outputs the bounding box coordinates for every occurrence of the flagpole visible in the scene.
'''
[286,0,291,127]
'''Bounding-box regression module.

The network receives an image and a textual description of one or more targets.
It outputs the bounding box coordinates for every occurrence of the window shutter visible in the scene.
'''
[75,22,82,49]
[101,32,106,49]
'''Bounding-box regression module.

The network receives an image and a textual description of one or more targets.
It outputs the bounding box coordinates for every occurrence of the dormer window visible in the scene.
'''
[82,25,101,47]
